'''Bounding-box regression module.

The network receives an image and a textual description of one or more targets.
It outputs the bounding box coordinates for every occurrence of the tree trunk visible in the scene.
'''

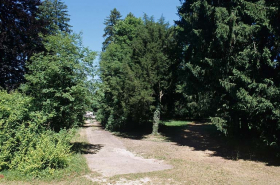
[152,105,160,135]
[152,90,163,135]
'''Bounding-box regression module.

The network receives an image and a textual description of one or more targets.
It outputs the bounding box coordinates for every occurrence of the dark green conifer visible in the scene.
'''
[0,0,46,90]
[102,8,122,51]
[176,0,280,145]
[99,13,177,134]
[39,0,71,34]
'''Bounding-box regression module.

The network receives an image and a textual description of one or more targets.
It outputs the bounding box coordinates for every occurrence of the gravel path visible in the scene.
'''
[83,118,172,177]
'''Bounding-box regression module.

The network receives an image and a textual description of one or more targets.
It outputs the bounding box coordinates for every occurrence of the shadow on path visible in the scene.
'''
[112,123,153,140]
[160,121,280,166]
[71,142,104,154]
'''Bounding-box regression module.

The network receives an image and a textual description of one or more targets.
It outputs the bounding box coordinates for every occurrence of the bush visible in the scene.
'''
[12,129,73,176]
[0,90,73,176]
[0,90,34,170]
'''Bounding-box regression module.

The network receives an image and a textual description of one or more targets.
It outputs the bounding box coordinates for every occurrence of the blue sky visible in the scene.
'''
[65,0,182,54]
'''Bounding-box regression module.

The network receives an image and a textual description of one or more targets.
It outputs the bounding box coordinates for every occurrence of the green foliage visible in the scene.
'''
[0,91,33,170]
[22,33,96,131]
[102,8,122,51]
[99,13,178,132]
[12,130,73,176]
[0,91,73,176]
[0,30,96,177]
[176,0,280,145]
[39,0,72,34]
[99,14,148,130]
[1,153,89,182]
[0,0,97,178]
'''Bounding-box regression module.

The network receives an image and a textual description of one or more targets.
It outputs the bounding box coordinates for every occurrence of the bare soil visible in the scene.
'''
[116,122,280,185]
[81,116,280,184]
[83,119,172,177]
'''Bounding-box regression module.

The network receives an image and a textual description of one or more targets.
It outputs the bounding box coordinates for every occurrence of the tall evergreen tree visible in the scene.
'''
[99,14,145,130]
[0,0,46,90]
[99,13,177,133]
[133,15,177,134]
[176,0,280,145]
[39,0,71,34]
[102,8,122,51]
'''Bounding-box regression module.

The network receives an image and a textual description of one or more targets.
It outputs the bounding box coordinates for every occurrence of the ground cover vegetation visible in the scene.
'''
[0,0,96,179]
[98,0,280,152]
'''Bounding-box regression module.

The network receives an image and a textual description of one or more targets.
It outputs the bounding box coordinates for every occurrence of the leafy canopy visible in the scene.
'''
[22,33,97,131]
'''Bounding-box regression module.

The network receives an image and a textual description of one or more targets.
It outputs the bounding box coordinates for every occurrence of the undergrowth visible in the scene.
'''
[0,90,90,182]
[0,153,90,182]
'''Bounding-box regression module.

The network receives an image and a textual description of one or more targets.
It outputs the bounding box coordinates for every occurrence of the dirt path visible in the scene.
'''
[83,119,172,177]
[81,113,280,184]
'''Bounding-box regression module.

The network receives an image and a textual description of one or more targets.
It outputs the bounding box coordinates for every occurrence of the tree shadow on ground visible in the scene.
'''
[160,121,280,166]
[80,124,102,128]
[112,123,153,140]
[71,142,104,154]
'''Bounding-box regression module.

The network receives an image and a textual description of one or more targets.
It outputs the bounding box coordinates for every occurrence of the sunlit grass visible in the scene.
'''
[162,120,190,127]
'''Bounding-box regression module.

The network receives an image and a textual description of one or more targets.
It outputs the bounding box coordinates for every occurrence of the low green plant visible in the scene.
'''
[0,90,74,177]
[12,129,73,176]
[0,90,35,171]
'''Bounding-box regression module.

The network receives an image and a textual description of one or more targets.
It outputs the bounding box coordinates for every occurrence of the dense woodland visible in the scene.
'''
[0,0,279,177]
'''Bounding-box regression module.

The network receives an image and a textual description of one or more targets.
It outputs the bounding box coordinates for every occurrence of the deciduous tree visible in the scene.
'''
[22,33,96,131]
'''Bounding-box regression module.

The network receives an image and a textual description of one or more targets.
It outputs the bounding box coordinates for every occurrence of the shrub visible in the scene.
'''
[0,90,73,176]
[0,90,34,170]
[12,129,73,176]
